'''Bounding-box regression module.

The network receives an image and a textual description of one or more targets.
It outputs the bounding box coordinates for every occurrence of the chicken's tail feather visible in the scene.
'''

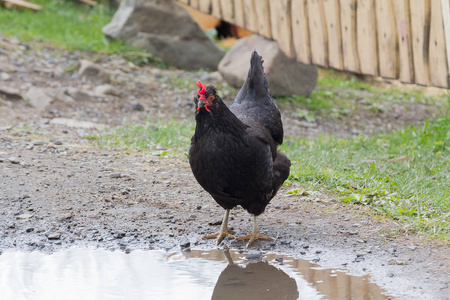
[234,51,271,104]
[247,50,270,94]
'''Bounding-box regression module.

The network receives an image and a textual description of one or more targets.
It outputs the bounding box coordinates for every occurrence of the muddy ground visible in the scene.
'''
[0,40,449,299]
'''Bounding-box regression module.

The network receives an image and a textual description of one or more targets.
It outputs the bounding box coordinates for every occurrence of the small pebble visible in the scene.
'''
[179,236,190,249]
[132,103,144,111]
[8,157,20,164]
[246,250,262,260]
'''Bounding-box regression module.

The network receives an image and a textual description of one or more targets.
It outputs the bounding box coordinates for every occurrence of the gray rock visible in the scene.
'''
[179,236,190,249]
[103,0,224,70]
[218,35,317,97]
[246,250,263,260]
[66,87,93,102]
[47,232,61,240]
[53,67,65,78]
[0,85,23,101]
[132,103,144,111]
[16,213,33,219]
[49,118,106,130]
[78,60,110,83]
[94,84,120,96]
[32,140,47,146]
[0,72,11,81]
[25,87,53,110]
[8,157,20,164]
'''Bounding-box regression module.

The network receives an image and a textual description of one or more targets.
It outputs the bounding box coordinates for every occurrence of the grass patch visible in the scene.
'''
[0,0,166,67]
[279,69,449,119]
[92,121,194,154]
[0,0,126,53]
[282,116,450,241]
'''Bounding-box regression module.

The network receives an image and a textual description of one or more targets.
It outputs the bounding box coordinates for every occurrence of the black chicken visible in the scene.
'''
[189,51,291,247]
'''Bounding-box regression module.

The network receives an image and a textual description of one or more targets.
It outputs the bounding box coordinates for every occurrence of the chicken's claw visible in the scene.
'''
[202,230,236,245]
[236,232,276,248]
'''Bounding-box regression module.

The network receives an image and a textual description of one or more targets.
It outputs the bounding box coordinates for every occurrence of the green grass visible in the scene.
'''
[0,0,166,67]
[281,116,450,241]
[91,121,194,154]
[279,69,449,119]
[0,0,121,52]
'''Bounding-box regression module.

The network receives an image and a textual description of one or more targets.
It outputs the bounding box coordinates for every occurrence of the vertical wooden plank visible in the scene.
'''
[269,0,295,58]
[429,0,449,87]
[191,0,200,9]
[254,0,272,38]
[307,0,328,66]
[291,0,311,64]
[211,0,222,19]
[443,0,450,80]
[393,0,414,83]
[219,0,235,23]
[323,0,343,69]
[234,0,245,28]
[339,0,360,72]
[199,0,211,13]
[243,0,258,32]
[356,0,378,76]
[410,0,431,85]
[177,0,189,4]
[376,0,398,78]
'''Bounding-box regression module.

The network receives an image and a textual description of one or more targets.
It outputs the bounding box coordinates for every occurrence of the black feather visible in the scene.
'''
[189,51,291,216]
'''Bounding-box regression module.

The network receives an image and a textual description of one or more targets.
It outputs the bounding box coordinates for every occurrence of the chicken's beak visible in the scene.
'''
[197,100,206,110]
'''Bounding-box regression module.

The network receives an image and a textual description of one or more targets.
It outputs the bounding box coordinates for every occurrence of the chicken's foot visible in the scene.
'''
[236,215,275,247]
[202,209,235,245]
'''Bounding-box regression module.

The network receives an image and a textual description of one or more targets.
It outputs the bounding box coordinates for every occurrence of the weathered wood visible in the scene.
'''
[307,0,328,66]
[219,0,235,23]
[243,0,258,32]
[393,0,414,83]
[190,0,200,9]
[254,0,272,38]
[291,0,311,64]
[1,0,42,10]
[234,0,245,28]
[376,0,398,78]
[429,0,449,87]
[269,0,295,58]
[180,0,450,88]
[211,0,222,19]
[356,0,378,75]
[410,0,431,86]
[339,0,359,73]
[323,0,343,69]
[441,0,450,80]
[199,0,211,13]
[177,2,221,30]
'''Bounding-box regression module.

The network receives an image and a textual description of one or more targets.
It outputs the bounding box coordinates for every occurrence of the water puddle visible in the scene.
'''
[0,248,391,300]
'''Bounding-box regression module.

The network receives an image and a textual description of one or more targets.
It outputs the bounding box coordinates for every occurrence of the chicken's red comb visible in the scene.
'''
[196,81,206,101]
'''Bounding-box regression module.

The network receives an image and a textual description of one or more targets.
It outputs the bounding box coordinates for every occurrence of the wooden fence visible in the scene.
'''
[176,0,450,88]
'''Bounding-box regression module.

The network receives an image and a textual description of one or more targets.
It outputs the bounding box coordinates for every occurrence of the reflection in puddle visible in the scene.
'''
[0,248,391,300]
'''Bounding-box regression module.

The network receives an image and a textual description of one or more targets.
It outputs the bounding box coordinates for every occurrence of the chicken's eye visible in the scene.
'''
[208,95,214,101]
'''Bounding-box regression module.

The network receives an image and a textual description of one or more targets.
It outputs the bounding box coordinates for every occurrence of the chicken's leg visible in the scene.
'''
[237,215,275,247]
[202,209,236,245]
